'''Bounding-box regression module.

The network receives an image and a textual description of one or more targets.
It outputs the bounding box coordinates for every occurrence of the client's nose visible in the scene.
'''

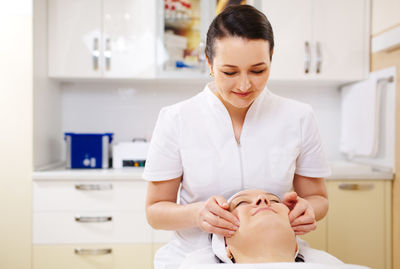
[255,194,270,206]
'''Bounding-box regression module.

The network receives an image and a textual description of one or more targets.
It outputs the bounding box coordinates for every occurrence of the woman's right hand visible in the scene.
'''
[196,195,240,238]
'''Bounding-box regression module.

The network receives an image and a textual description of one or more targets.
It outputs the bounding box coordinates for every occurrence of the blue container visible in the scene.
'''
[64,133,113,169]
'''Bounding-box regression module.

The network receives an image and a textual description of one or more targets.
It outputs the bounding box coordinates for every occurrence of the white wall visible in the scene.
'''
[0,1,33,268]
[61,81,343,161]
[34,0,63,168]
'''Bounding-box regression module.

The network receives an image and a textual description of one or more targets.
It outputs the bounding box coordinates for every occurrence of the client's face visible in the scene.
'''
[225,189,296,263]
[229,189,289,221]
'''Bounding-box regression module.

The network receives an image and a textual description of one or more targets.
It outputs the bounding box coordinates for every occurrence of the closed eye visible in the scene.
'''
[223,71,237,76]
[235,200,249,207]
[251,69,266,74]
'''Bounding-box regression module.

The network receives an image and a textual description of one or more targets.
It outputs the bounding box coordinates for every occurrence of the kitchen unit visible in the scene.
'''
[48,0,370,83]
[48,0,216,79]
[261,0,369,82]
[32,163,393,269]
[32,168,172,269]
[29,0,396,269]
[48,0,157,78]
[300,164,393,269]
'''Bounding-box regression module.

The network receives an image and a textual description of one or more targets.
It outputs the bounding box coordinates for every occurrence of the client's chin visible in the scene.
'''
[226,218,297,264]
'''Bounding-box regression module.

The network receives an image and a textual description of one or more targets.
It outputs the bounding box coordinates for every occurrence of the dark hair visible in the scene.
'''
[205,5,274,64]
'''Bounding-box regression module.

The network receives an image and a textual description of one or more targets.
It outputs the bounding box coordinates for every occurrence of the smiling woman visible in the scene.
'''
[144,5,330,269]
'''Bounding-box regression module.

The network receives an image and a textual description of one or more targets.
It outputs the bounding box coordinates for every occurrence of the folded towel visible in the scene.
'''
[340,77,382,158]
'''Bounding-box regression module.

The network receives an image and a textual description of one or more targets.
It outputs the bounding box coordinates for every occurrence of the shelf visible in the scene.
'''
[32,161,394,181]
[33,165,145,181]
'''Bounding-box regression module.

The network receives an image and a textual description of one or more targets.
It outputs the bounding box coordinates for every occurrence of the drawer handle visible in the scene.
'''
[75,216,113,223]
[74,248,112,255]
[75,184,113,191]
[304,41,311,74]
[338,183,374,191]
[316,41,322,74]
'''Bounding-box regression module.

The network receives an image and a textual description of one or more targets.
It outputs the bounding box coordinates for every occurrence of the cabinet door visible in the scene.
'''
[33,244,152,269]
[103,0,156,78]
[261,0,312,81]
[312,0,368,81]
[299,216,327,251]
[48,0,102,78]
[327,181,391,269]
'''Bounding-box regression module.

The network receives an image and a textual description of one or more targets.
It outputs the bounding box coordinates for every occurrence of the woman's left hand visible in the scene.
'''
[283,191,316,235]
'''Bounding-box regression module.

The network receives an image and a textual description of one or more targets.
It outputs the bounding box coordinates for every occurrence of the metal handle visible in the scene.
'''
[75,216,113,223]
[304,41,311,74]
[92,38,100,70]
[316,41,322,74]
[338,183,374,191]
[104,38,111,71]
[75,184,113,191]
[74,248,112,255]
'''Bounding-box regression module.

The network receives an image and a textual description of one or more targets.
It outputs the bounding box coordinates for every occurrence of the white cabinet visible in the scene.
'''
[261,0,369,82]
[48,0,156,79]
[33,244,153,269]
[300,180,392,269]
[32,180,154,268]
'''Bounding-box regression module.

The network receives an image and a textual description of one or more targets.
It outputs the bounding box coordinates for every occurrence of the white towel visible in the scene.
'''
[340,77,382,158]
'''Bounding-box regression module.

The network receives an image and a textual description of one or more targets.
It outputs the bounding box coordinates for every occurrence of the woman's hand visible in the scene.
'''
[283,191,317,235]
[197,195,240,238]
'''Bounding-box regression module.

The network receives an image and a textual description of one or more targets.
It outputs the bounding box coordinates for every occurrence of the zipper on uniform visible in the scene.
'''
[237,141,244,189]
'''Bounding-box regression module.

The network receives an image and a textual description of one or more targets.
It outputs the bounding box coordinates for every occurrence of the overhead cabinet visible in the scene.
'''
[48,0,157,79]
[261,0,369,82]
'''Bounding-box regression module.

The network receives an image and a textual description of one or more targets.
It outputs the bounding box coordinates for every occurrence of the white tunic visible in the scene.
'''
[143,82,331,269]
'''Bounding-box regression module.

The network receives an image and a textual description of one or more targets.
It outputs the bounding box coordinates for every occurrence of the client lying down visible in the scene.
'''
[179,189,370,269]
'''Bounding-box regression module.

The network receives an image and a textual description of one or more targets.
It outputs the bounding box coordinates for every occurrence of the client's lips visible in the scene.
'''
[252,207,277,216]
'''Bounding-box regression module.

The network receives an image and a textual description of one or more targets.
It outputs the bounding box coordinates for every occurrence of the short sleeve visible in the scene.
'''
[295,106,331,178]
[143,107,183,181]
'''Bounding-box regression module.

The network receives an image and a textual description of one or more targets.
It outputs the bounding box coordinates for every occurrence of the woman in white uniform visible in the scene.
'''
[144,5,331,269]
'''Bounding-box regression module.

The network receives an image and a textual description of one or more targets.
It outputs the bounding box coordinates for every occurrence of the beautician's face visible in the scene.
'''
[208,37,271,109]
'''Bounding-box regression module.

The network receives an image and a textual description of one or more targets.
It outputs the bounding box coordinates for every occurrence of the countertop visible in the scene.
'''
[32,161,394,181]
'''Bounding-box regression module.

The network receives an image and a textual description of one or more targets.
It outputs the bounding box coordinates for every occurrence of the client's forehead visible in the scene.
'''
[230,189,280,203]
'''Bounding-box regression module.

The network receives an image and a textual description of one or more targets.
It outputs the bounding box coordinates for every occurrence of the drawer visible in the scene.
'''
[33,181,147,212]
[33,210,152,244]
[33,244,152,269]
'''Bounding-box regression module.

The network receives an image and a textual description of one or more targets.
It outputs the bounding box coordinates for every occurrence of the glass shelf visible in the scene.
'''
[161,0,206,74]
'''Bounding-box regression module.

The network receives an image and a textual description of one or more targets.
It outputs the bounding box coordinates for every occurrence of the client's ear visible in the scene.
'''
[226,247,233,260]
[294,243,299,257]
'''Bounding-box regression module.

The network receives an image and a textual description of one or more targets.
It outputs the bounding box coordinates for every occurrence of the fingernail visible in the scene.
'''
[229,231,235,235]
[233,225,239,230]
[235,220,240,226]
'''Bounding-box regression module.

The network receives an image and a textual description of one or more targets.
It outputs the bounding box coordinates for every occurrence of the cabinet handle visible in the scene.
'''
[316,41,322,74]
[104,38,111,71]
[75,216,113,223]
[304,41,311,74]
[74,248,112,255]
[338,183,374,191]
[92,38,100,71]
[75,184,113,191]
